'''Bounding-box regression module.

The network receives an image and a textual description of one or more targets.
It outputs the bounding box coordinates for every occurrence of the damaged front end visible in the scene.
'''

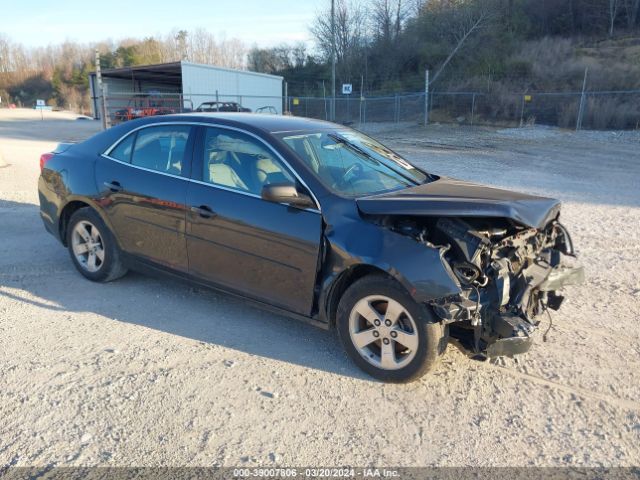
[378,215,584,358]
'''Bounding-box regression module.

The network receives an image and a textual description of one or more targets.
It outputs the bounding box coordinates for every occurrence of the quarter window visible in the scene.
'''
[130,125,191,175]
[201,127,294,195]
[109,133,135,162]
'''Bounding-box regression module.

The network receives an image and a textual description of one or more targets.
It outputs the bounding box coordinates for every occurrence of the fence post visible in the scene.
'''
[519,94,526,127]
[347,94,350,122]
[94,50,107,130]
[102,83,111,129]
[471,93,476,127]
[394,94,399,123]
[322,80,328,120]
[363,97,367,126]
[284,82,288,115]
[576,67,589,131]
[424,69,429,126]
[359,75,364,127]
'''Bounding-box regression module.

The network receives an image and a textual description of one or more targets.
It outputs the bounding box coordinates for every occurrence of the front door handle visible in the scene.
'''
[190,205,215,218]
[104,181,122,192]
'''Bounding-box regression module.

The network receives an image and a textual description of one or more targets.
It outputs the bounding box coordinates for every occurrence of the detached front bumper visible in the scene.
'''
[433,252,585,358]
[487,256,584,357]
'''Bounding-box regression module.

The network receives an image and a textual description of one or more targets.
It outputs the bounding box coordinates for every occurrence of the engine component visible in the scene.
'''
[491,258,511,306]
[436,218,489,266]
[451,261,482,285]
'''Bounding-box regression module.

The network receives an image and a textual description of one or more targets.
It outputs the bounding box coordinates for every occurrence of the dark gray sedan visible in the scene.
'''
[38,113,583,382]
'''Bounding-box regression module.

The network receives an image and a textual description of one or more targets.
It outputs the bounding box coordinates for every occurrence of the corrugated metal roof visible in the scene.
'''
[90,61,282,84]
[181,61,283,81]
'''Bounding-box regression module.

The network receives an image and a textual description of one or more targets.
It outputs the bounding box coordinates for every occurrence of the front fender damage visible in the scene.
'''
[318,219,462,324]
[362,215,584,358]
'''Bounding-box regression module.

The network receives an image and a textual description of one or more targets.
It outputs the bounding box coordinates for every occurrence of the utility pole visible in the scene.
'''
[424,69,429,126]
[576,67,589,131]
[95,50,107,130]
[331,0,336,122]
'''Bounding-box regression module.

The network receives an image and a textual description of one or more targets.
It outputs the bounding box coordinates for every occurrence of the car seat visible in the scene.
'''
[206,149,248,191]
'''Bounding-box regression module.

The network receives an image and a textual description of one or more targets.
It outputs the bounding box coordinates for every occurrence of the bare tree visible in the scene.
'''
[217,38,245,69]
[632,0,640,26]
[370,0,409,42]
[175,30,189,61]
[409,0,426,15]
[310,0,367,79]
[0,34,29,76]
[609,0,620,36]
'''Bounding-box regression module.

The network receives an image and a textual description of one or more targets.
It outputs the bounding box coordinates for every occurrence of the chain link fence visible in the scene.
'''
[102,89,640,130]
[291,90,640,130]
[101,91,283,126]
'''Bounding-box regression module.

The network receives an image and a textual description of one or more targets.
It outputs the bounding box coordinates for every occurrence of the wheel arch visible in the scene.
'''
[58,198,115,247]
[317,219,462,327]
[323,264,397,328]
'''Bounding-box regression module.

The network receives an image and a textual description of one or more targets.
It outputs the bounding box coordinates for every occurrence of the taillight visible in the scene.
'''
[40,152,54,170]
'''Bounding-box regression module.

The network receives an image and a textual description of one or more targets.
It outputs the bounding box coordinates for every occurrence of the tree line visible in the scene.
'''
[0,30,245,112]
[1,0,639,112]
[251,0,640,96]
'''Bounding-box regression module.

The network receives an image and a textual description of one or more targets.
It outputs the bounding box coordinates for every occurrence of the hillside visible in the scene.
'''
[1,0,639,128]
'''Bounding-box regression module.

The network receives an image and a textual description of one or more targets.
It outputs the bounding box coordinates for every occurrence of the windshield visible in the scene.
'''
[278,130,428,197]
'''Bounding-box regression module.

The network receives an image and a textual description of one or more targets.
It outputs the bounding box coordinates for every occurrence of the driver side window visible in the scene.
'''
[201,127,294,195]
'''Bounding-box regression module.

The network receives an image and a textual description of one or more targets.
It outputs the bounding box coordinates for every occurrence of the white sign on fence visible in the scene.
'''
[342,84,353,95]
[36,99,46,107]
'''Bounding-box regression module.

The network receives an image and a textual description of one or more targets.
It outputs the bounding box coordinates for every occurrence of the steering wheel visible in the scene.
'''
[339,163,363,185]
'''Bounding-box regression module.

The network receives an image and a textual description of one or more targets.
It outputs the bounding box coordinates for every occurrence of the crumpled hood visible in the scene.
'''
[356,176,561,229]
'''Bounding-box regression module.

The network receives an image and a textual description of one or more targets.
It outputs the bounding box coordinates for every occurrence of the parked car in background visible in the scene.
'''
[38,114,583,382]
[195,101,251,113]
[113,93,176,123]
[255,106,278,115]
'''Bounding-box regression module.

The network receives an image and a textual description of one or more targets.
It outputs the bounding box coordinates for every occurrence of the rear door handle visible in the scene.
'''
[104,181,122,192]
[190,205,215,218]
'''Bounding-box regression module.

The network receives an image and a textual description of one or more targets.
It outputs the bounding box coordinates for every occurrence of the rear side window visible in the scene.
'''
[109,134,135,162]
[131,125,191,175]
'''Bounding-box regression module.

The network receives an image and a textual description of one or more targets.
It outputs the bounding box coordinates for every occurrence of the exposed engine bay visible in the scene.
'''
[373,214,585,357]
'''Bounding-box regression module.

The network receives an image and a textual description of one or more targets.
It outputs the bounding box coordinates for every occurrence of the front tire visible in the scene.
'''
[336,275,447,383]
[66,207,128,282]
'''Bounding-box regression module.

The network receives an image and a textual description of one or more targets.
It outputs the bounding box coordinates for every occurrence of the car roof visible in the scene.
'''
[155,112,341,134]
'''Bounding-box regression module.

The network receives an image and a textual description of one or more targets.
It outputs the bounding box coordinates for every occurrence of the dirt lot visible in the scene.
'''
[1,109,639,467]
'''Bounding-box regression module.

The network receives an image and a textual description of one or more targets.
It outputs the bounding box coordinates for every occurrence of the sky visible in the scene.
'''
[1,0,320,48]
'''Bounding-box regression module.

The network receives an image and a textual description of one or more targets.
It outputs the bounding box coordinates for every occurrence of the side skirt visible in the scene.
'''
[120,253,330,331]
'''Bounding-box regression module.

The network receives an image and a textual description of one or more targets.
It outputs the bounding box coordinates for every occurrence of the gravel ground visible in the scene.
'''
[1,110,639,468]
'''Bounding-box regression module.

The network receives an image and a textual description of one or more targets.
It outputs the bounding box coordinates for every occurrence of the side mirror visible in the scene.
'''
[261,182,315,209]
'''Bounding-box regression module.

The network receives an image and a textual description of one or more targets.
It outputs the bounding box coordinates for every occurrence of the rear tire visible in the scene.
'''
[66,207,128,282]
[336,275,447,383]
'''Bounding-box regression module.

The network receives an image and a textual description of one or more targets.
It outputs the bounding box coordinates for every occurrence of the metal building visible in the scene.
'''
[89,61,284,120]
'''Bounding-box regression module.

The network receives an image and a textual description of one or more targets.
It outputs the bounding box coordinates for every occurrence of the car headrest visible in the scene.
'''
[210,134,266,156]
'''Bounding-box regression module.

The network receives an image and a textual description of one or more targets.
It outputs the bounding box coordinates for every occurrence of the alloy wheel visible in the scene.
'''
[348,295,419,370]
[71,220,105,273]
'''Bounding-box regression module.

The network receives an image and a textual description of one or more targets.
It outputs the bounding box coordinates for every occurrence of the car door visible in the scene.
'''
[95,124,195,271]
[185,125,323,315]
